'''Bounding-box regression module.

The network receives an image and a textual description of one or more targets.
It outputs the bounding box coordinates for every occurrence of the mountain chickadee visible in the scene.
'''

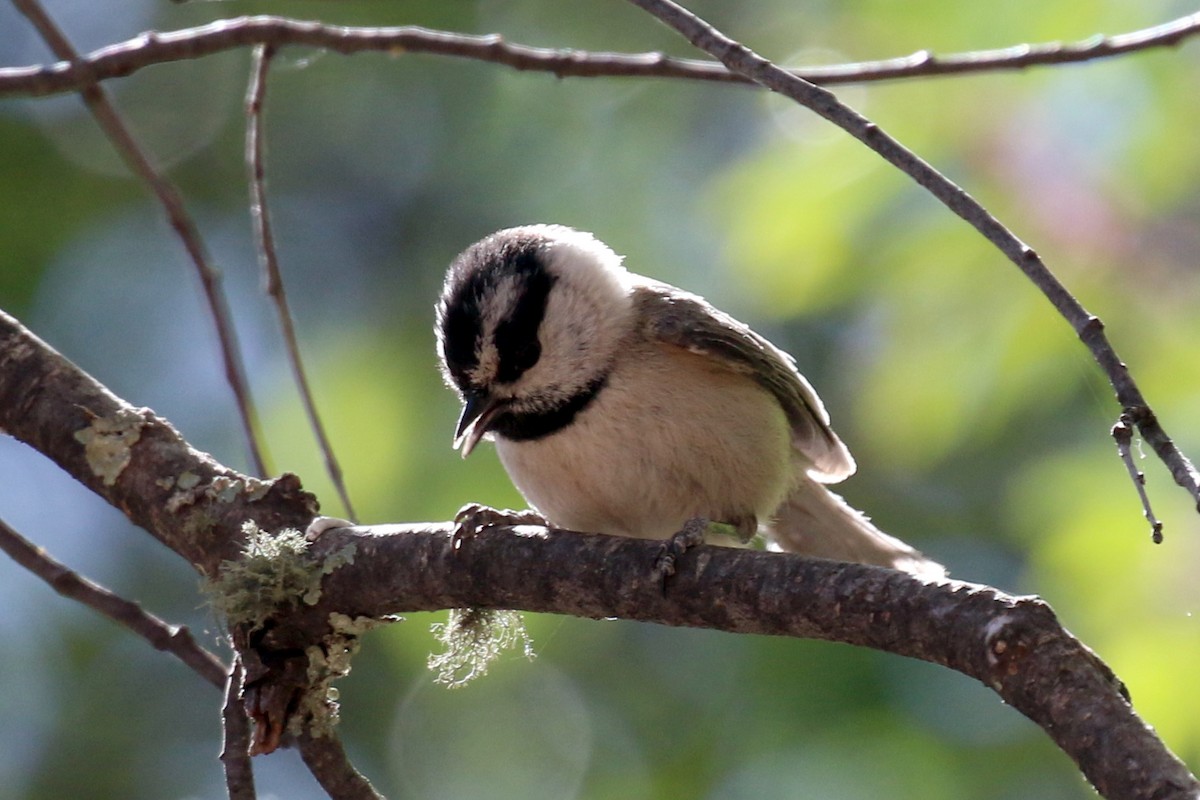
[436,225,942,578]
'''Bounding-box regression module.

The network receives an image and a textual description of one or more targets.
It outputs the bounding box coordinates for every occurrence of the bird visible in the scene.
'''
[435,224,943,578]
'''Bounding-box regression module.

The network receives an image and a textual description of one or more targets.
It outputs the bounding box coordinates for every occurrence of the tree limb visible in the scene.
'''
[221,657,257,800]
[1,12,1198,99]
[292,521,1196,800]
[0,515,228,688]
[0,303,1194,800]
[0,308,317,577]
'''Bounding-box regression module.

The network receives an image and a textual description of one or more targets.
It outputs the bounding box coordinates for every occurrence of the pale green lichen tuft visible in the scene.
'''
[428,608,535,688]
[203,521,357,630]
[73,407,144,486]
[292,641,354,740]
[204,524,378,744]
[291,614,392,740]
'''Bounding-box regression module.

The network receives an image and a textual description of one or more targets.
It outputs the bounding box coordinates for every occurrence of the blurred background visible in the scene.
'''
[1,1,1198,797]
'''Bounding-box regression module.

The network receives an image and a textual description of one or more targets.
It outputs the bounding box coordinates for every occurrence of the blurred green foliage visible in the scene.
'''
[0,1,1198,798]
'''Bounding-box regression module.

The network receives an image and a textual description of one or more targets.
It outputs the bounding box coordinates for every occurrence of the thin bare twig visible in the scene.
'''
[626,0,1200,532]
[0,516,228,688]
[1,12,1199,99]
[812,10,1200,82]
[246,44,356,520]
[9,0,270,478]
[221,656,257,800]
[1112,413,1164,543]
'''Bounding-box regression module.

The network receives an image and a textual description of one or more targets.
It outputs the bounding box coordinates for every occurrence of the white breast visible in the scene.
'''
[495,341,794,540]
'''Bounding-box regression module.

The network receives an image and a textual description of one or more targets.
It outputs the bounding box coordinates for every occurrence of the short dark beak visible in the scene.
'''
[453,390,505,458]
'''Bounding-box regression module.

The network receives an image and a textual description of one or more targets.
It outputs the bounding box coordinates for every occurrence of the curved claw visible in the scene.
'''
[451,504,548,551]
[304,516,355,542]
[651,516,711,585]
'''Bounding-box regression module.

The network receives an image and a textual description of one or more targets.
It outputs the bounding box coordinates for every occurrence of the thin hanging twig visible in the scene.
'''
[246,44,357,520]
[10,0,270,478]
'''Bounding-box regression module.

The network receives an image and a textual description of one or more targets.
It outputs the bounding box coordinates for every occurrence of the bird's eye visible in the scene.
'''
[494,326,542,383]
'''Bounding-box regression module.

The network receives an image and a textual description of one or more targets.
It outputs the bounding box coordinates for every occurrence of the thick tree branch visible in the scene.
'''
[625,0,1200,528]
[0,304,1194,799]
[0,306,362,793]
[284,521,1194,800]
[0,308,317,576]
[0,12,1198,99]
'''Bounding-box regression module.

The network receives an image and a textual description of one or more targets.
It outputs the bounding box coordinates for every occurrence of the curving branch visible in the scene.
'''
[0,515,228,688]
[286,520,1193,800]
[1,295,1196,799]
[221,657,257,800]
[0,308,317,577]
[5,5,1196,521]
[0,12,1198,99]
[9,0,271,478]
[245,44,357,521]
[625,0,1200,531]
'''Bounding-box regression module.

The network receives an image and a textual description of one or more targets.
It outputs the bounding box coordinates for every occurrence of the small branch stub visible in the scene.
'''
[1112,413,1164,543]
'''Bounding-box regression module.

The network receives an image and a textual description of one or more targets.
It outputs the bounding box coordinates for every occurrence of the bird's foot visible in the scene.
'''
[452,504,548,551]
[652,516,710,583]
[304,515,356,542]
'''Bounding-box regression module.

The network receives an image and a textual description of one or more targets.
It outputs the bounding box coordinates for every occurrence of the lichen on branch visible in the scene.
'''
[205,521,356,631]
[428,607,536,688]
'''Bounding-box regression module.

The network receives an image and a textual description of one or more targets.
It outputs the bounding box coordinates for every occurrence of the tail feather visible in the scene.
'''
[767,477,945,579]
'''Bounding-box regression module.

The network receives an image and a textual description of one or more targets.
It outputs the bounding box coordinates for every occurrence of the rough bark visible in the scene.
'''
[1,305,1195,800]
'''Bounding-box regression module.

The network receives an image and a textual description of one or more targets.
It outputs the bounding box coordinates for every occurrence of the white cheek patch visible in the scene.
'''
[550,244,631,352]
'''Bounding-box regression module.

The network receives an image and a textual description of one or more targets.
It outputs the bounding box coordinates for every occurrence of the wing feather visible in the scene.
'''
[632,282,856,483]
